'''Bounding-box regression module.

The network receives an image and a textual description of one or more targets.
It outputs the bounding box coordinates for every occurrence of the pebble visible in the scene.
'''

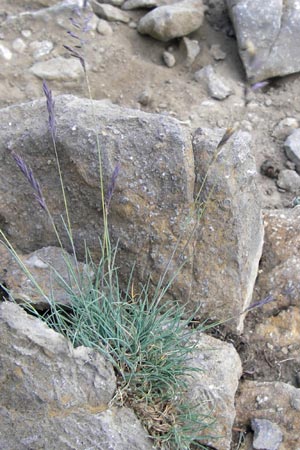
[97,19,113,35]
[210,44,226,60]
[92,3,130,23]
[21,29,32,38]
[12,38,26,53]
[276,169,300,193]
[181,37,200,66]
[194,65,232,100]
[284,128,300,170]
[272,117,298,140]
[138,89,152,106]
[251,418,283,450]
[29,57,84,81]
[163,51,176,68]
[0,43,12,60]
[30,40,53,59]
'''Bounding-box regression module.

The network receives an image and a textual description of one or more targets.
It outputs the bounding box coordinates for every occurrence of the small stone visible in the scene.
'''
[97,19,113,35]
[272,117,299,139]
[12,38,26,53]
[21,29,32,38]
[92,2,130,23]
[30,40,54,59]
[210,44,226,60]
[0,43,12,60]
[163,51,176,68]
[182,37,200,66]
[30,57,84,81]
[137,0,205,42]
[194,65,232,100]
[251,418,283,450]
[286,160,296,170]
[281,346,288,355]
[265,99,272,107]
[276,169,300,193]
[284,129,300,169]
[122,0,157,9]
[138,89,152,106]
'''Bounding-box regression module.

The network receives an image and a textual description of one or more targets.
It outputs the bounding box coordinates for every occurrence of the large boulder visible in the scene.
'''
[227,0,300,82]
[0,301,154,449]
[0,96,263,331]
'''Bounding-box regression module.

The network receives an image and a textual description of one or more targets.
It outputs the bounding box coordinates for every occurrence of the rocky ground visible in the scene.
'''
[1,0,300,449]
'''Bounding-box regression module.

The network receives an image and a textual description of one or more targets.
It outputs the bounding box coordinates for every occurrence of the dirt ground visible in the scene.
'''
[1,1,300,448]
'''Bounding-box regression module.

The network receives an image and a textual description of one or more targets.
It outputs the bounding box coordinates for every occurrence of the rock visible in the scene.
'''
[97,18,113,35]
[181,36,200,67]
[284,128,300,172]
[21,29,32,38]
[226,0,300,82]
[138,89,152,106]
[192,128,264,331]
[251,419,283,450]
[122,0,158,10]
[0,301,154,450]
[0,245,90,310]
[92,1,131,22]
[256,209,300,312]
[162,50,176,67]
[235,381,300,450]
[0,95,195,320]
[272,117,298,140]
[187,332,242,449]
[260,159,279,179]
[194,65,232,100]
[30,40,54,59]
[0,43,12,60]
[276,169,300,194]
[137,0,205,42]
[255,307,300,348]
[210,43,226,60]
[12,38,26,53]
[29,56,84,80]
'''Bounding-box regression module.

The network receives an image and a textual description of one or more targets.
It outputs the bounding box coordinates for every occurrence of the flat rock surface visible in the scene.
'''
[227,0,300,82]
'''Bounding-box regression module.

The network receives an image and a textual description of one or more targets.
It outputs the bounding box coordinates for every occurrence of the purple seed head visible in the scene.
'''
[42,80,56,138]
[11,151,46,210]
[63,45,86,73]
[251,80,269,91]
[244,294,275,313]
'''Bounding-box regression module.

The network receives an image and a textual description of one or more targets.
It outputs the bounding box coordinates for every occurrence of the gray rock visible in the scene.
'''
[182,36,200,67]
[122,0,158,9]
[0,43,12,60]
[187,332,242,449]
[30,40,54,59]
[0,301,154,450]
[227,0,300,82]
[12,38,26,53]
[138,89,152,106]
[97,18,114,35]
[138,0,205,42]
[192,128,264,331]
[92,1,131,22]
[284,128,300,171]
[251,419,283,450]
[163,50,176,67]
[272,117,298,140]
[0,245,91,310]
[30,56,84,81]
[276,169,300,194]
[210,44,226,60]
[194,65,232,100]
